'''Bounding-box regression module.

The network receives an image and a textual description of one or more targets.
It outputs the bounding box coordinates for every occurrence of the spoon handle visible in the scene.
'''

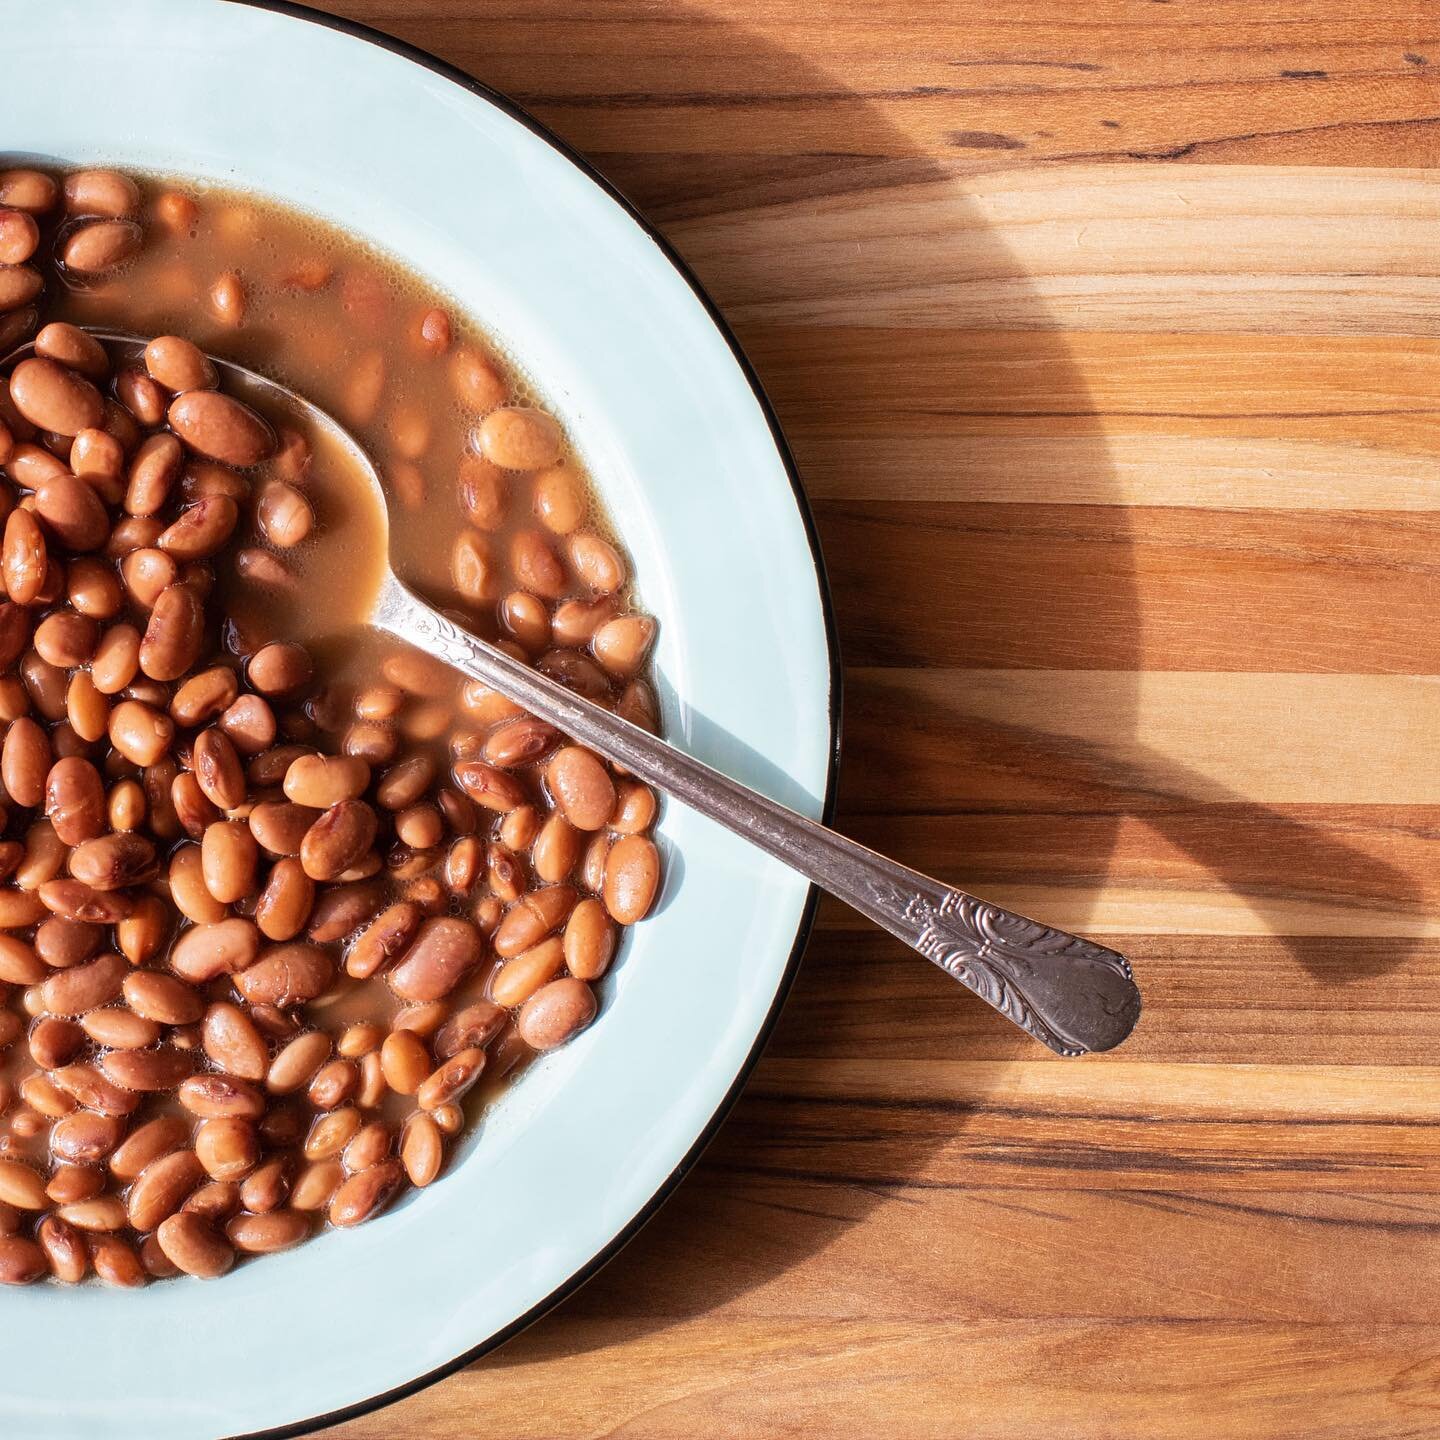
[374,576,1141,1056]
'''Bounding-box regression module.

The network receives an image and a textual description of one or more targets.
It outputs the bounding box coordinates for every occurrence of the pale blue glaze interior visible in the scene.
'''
[1,3,836,1436]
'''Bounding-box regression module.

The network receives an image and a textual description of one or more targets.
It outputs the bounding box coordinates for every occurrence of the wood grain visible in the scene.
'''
[314,2,1440,1436]
[670,166,1440,333]
[804,434,1440,510]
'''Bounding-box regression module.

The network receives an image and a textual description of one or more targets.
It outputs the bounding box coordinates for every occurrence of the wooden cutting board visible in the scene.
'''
[316,3,1440,1435]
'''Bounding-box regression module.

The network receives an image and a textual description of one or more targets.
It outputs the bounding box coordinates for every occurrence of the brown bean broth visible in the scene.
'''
[47,177,628,649]
[0,165,662,1279]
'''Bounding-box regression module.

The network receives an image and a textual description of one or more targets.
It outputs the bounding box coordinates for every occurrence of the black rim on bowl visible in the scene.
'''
[180,2,849,1436]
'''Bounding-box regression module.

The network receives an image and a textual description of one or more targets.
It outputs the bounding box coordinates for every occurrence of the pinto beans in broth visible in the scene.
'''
[0,164,663,1284]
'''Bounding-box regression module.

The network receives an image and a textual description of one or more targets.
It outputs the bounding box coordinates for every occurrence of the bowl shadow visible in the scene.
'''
[430,2,1133,1367]
[318,0,1424,1392]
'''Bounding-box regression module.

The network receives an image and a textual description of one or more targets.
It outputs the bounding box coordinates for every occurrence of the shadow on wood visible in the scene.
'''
[464,2,1135,1362]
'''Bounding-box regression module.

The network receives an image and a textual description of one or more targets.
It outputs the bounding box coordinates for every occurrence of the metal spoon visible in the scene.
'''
[4,329,1141,1056]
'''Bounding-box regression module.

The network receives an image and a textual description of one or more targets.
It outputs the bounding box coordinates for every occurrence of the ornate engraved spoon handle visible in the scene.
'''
[374,576,1141,1056]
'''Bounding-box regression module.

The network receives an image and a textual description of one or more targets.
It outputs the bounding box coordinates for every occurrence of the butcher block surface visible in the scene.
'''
[311,4,1440,1436]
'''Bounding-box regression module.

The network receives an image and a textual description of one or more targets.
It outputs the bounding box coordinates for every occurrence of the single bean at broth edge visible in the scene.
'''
[0,163,663,1286]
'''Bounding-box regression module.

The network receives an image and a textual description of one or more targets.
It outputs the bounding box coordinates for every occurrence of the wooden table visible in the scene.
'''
[315,4,1440,1435]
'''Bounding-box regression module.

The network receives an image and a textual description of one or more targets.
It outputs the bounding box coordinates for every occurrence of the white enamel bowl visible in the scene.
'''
[0,3,838,1436]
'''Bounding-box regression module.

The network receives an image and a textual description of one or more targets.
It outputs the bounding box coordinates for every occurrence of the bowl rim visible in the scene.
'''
[208,2,843,1436]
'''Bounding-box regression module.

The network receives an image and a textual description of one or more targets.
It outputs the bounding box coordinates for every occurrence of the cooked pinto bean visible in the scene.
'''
[450,346,505,409]
[28,1015,83,1071]
[476,407,564,470]
[491,937,566,1007]
[35,916,101,968]
[545,747,616,831]
[181,1180,242,1222]
[0,211,41,267]
[167,392,275,467]
[66,555,125,618]
[387,916,483,1001]
[592,615,657,678]
[131,547,190,605]
[283,752,369,808]
[0,265,42,314]
[233,944,334,1008]
[508,529,566,599]
[66,672,110,743]
[0,170,59,214]
[107,700,173,766]
[192,726,246,810]
[35,322,106,377]
[138,582,204,680]
[567,532,627,593]
[611,780,658,835]
[170,665,238,726]
[194,1116,259,1181]
[155,1211,234,1279]
[81,1007,160,1051]
[209,270,246,327]
[122,971,201,1026]
[37,1215,88,1283]
[38,878,132,924]
[227,1208,309,1254]
[169,777,220,840]
[109,1115,188,1182]
[106,776,145,830]
[127,1149,204,1232]
[375,754,436,809]
[201,820,258,903]
[156,495,239,559]
[61,219,144,275]
[0,1235,48,1285]
[90,623,141,694]
[218,693,276,754]
[564,898,618,981]
[517,977,598,1050]
[415,1047,486,1111]
[305,879,384,942]
[50,1063,140,1116]
[328,1158,403,1227]
[177,1075,265,1120]
[63,170,141,219]
[99,1046,193,1092]
[36,473,111,550]
[254,857,314,941]
[256,482,314,547]
[453,760,527,814]
[484,716,561,768]
[248,641,312,696]
[247,799,318,857]
[238,1156,293,1216]
[125,433,183,515]
[117,366,168,427]
[16,818,66,890]
[95,1233,152,1281]
[492,885,577,958]
[144,335,216,393]
[169,918,260,982]
[2,509,47,604]
[532,814,582,884]
[8,359,104,436]
[300,800,377,882]
[345,901,422,980]
[67,833,157,890]
[3,716,51,806]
